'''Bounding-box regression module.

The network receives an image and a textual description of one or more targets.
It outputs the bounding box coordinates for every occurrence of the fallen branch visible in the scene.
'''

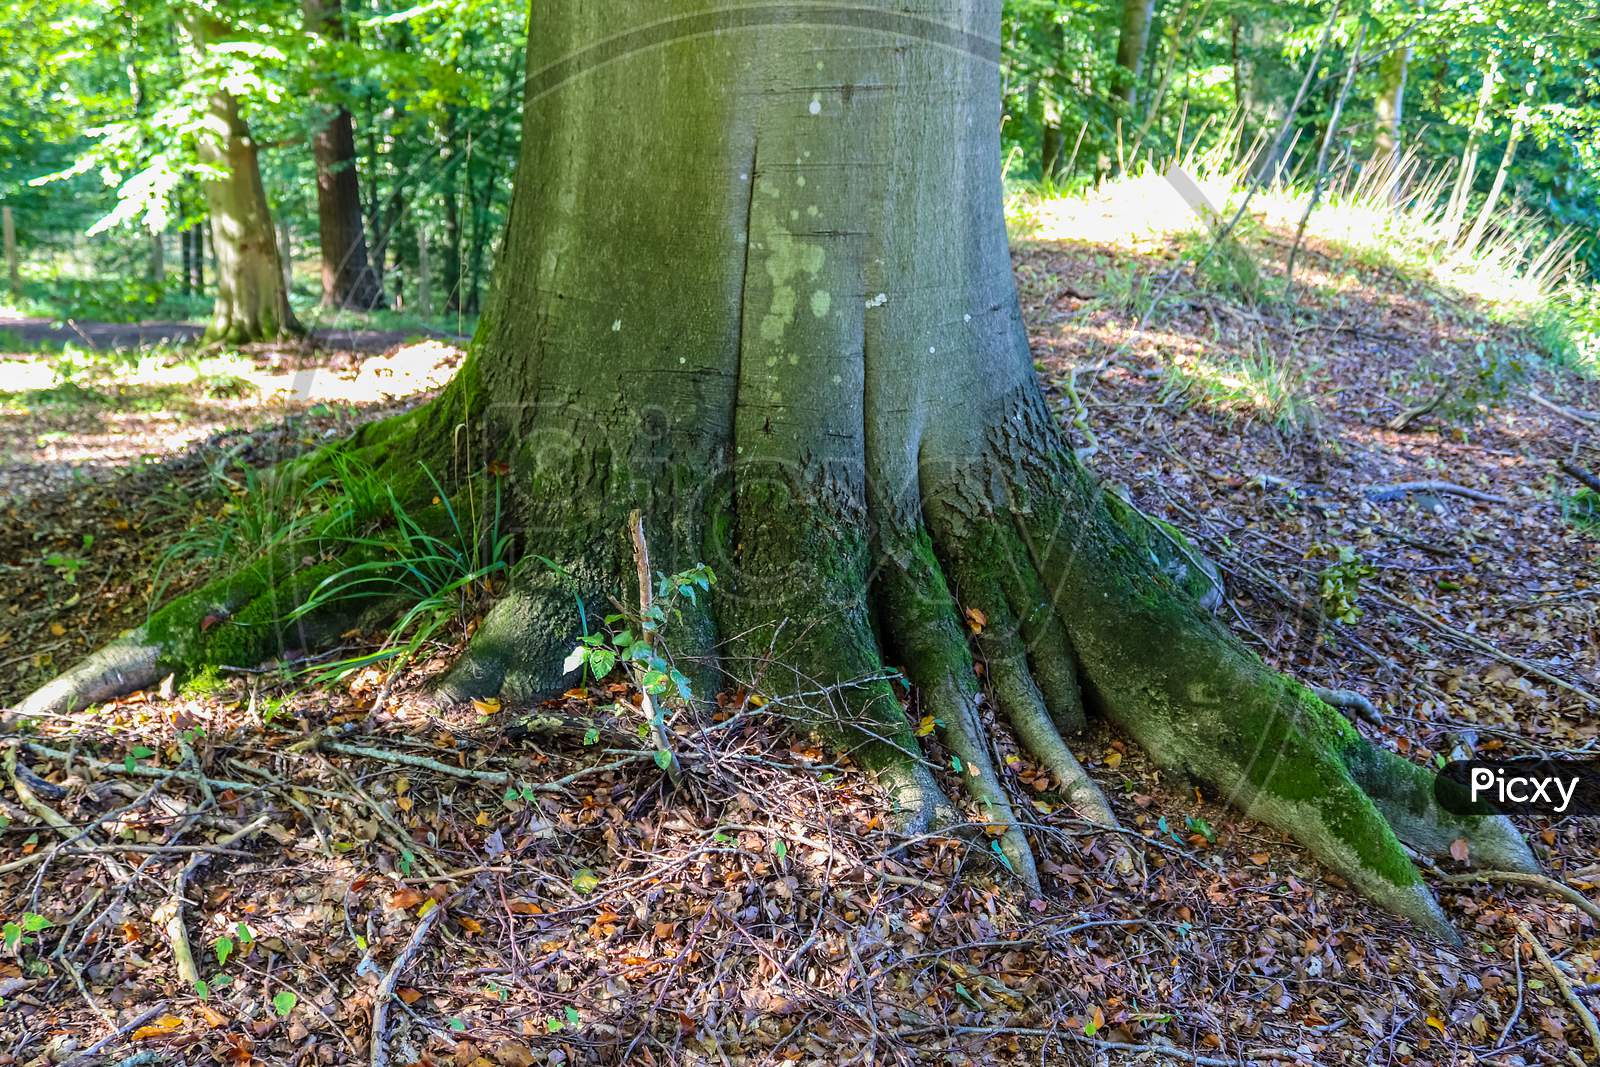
[1517,919,1600,1062]
[1373,588,1600,708]
[1364,480,1511,505]
[1528,389,1599,428]
[370,898,450,1067]
[23,741,259,793]
[1435,870,1600,925]
[319,741,513,785]
[1559,459,1600,496]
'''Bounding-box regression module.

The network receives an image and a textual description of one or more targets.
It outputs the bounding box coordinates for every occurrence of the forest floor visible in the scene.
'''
[1,196,1598,1066]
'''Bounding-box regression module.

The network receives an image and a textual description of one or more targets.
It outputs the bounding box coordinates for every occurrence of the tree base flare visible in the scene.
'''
[11,378,1539,938]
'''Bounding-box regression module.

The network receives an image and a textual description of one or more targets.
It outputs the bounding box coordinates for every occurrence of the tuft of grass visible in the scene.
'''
[289,463,510,682]
[1561,487,1600,534]
[1161,343,1316,431]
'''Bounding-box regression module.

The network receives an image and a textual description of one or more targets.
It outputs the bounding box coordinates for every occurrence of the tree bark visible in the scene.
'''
[196,87,299,342]
[3,206,17,291]
[1460,76,1533,255]
[22,0,1538,933]
[1372,42,1409,164]
[1114,0,1157,108]
[305,0,386,310]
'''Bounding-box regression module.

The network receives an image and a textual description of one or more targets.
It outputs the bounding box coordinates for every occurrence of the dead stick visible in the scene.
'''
[1517,919,1600,1061]
[370,901,449,1067]
[1559,459,1600,495]
[154,813,272,990]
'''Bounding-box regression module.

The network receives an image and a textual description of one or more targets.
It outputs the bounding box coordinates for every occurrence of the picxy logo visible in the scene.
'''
[1436,759,1600,818]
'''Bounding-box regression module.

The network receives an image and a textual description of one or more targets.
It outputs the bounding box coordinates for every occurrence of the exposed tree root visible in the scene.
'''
[12,386,1545,936]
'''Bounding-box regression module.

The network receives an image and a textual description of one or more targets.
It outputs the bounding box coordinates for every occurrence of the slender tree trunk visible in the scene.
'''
[305,0,386,310]
[194,224,206,294]
[1286,26,1366,294]
[24,0,1538,937]
[1460,79,1532,255]
[1445,58,1497,242]
[440,119,463,313]
[3,206,17,292]
[147,232,165,287]
[412,223,432,318]
[181,225,194,295]
[1372,42,1409,163]
[1114,0,1157,108]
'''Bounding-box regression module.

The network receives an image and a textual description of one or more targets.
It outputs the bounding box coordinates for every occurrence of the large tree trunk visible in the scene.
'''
[21,0,1536,935]
[305,0,386,311]
[197,87,299,342]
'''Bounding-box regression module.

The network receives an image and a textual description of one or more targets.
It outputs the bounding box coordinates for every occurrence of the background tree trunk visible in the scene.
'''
[1114,0,1157,108]
[197,88,299,342]
[3,206,18,291]
[1445,59,1497,242]
[1461,78,1532,254]
[147,232,164,287]
[306,0,386,310]
[1372,43,1409,163]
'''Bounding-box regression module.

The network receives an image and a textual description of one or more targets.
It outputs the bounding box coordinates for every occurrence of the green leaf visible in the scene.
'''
[571,868,599,894]
[773,839,788,861]
[449,1017,466,1032]
[587,648,616,678]
[215,936,234,967]
[653,749,673,772]
[950,755,963,773]
[564,1006,581,1028]
[130,745,155,759]
[582,726,600,746]
[194,979,210,1000]
[2,922,20,951]
[211,974,234,990]
[235,923,253,945]
[21,913,50,933]
[272,990,297,1017]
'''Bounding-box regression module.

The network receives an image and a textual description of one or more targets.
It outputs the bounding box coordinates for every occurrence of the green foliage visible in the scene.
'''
[1309,543,1373,625]
[1560,487,1600,534]
[288,459,512,682]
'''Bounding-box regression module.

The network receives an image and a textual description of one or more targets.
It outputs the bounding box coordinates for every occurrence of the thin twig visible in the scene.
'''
[1517,919,1600,1061]
[370,898,451,1067]
[1435,870,1600,925]
[58,1001,169,1067]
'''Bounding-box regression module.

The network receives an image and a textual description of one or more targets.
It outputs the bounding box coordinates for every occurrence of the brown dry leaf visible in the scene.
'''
[197,1003,229,1028]
[389,888,426,910]
[491,1041,536,1067]
[398,987,424,1005]
[963,607,986,633]
[1449,838,1470,863]
[458,916,485,935]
